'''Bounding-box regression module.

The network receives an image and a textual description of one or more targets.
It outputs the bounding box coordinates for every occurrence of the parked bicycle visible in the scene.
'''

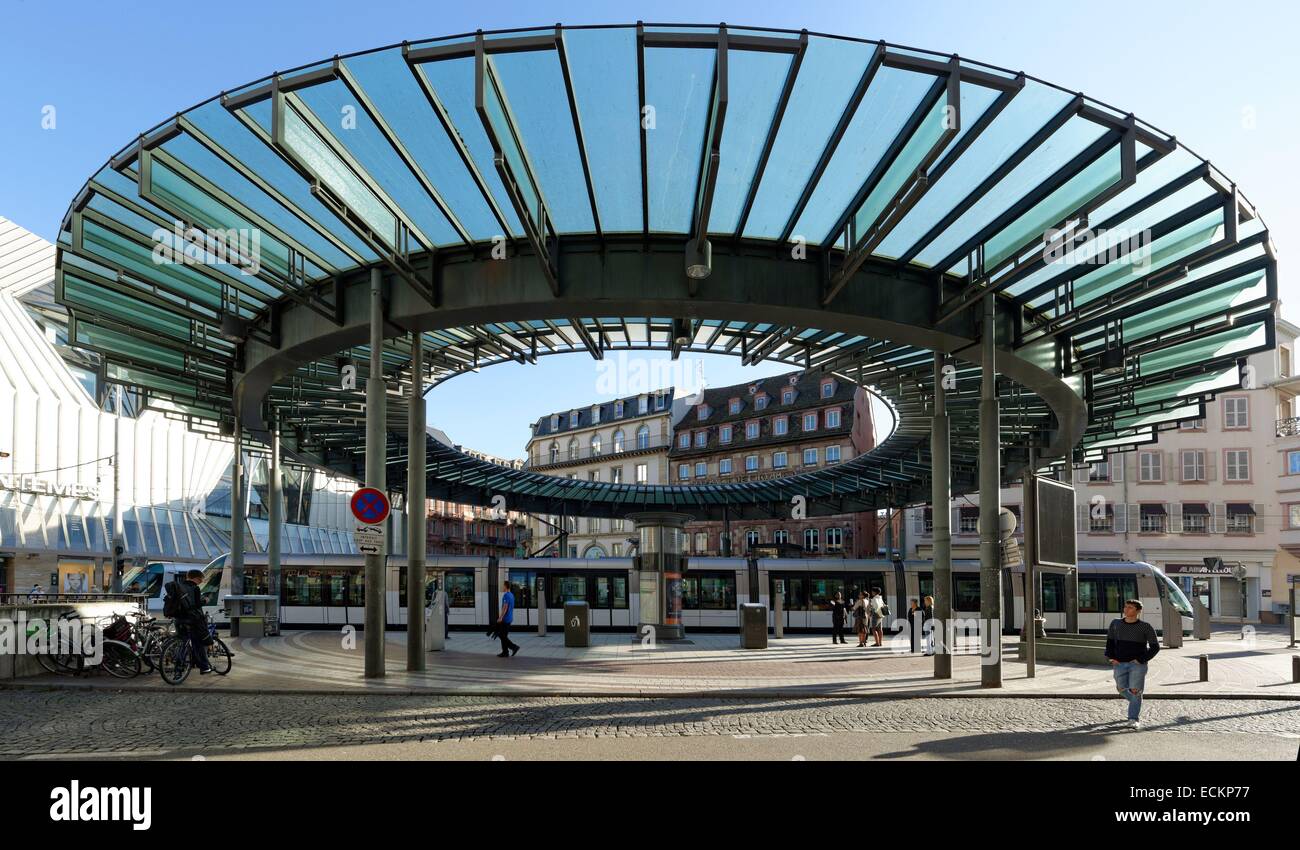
[158,614,232,685]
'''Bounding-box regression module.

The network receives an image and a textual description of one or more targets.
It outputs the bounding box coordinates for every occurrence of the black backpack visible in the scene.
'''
[163,580,183,618]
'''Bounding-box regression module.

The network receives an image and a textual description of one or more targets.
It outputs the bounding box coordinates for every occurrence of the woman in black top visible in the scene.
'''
[829,592,848,644]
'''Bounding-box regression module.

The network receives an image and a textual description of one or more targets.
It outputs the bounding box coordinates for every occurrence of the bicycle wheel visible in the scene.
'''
[158,637,192,685]
[100,640,141,678]
[206,637,233,675]
[141,632,163,672]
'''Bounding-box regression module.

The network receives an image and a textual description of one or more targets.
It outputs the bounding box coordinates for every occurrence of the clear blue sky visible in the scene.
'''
[1,0,1294,457]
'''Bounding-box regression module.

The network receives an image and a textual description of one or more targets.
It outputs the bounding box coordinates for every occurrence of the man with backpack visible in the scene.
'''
[164,569,212,674]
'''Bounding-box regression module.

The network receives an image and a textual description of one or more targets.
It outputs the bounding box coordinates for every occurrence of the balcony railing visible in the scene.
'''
[526,436,673,469]
[1277,417,1300,437]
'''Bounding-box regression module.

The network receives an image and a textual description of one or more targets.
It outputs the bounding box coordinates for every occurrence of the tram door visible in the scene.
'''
[770,575,808,629]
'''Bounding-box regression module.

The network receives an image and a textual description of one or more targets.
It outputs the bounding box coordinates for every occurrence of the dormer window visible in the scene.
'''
[569,410,579,428]
[821,380,835,399]
[654,392,667,410]
[698,404,710,420]
[782,389,795,405]
[755,393,769,410]
[615,400,625,418]
[550,414,559,431]
[591,405,601,424]
[729,398,741,415]
[638,395,648,414]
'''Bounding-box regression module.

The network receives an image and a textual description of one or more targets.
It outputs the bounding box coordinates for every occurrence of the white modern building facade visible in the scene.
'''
[906,312,1300,625]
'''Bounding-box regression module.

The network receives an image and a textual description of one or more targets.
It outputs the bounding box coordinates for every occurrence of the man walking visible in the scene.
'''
[497,580,520,658]
[164,569,212,674]
[829,592,848,644]
[1105,598,1160,728]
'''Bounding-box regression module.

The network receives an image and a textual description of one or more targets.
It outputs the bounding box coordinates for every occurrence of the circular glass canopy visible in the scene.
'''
[53,23,1277,519]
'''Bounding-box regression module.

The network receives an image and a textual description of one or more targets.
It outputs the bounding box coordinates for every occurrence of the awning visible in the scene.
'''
[1140,504,1167,515]
[1227,503,1256,515]
[1181,503,1209,515]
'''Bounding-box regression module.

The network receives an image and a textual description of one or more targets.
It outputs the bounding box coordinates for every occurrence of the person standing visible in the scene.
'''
[497,580,520,658]
[921,595,935,656]
[852,591,869,647]
[868,587,886,647]
[28,583,45,600]
[164,569,212,674]
[907,598,920,652]
[1105,599,1160,728]
[829,592,848,644]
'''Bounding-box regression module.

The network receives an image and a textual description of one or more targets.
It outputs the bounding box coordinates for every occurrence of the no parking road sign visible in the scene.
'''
[351,488,390,525]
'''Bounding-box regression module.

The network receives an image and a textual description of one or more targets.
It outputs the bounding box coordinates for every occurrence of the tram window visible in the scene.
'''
[349,570,365,607]
[1039,573,1065,613]
[918,572,934,602]
[771,576,806,611]
[1102,576,1138,612]
[682,577,698,609]
[952,577,981,611]
[1079,576,1100,613]
[809,577,838,611]
[611,575,628,609]
[282,569,322,605]
[694,574,736,610]
[550,574,587,606]
[327,571,347,607]
[445,572,474,608]
[596,576,611,609]
[510,570,536,608]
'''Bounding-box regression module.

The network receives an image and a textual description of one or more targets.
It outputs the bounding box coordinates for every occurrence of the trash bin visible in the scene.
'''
[564,601,590,648]
[740,603,768,649]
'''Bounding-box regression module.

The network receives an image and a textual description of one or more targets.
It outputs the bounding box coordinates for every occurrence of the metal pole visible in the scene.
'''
[979,294,1002,687]
[230,396,245,596]
[722,504,731,557]
[407,331,427,672]
[111,385,124,593]
[364,268,387,679]
[268,419,282,600]
[1022,449,1038,678]
[932,352,953,679]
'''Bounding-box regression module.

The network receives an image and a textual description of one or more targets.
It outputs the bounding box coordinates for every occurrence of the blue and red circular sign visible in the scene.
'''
[350,488,390,525]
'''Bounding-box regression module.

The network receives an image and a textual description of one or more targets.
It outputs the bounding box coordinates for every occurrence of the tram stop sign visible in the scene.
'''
[351,488,390,525]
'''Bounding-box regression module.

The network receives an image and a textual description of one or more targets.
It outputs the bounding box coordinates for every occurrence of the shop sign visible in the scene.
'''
[0,474,99,501]
[1164,562,1237,576]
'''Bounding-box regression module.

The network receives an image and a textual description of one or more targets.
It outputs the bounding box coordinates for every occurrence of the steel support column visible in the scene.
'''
[407,331,427,672]
[231,397,245,596]
[932,352,953,679]
[1022,448,1037,678]
[979,295,1002,687]
[364,267,386,679]
[268,419,282,599]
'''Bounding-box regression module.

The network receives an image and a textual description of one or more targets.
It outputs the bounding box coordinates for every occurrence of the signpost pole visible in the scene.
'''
[364,268,386,679]
[932,352,953,679]
[268,417,282,600]
[407,332,426,672]
[979,295,1002,688]
[1023,451,1038,678]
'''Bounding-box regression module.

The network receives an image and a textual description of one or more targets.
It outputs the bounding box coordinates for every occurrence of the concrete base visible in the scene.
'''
[1014,632,1108,665]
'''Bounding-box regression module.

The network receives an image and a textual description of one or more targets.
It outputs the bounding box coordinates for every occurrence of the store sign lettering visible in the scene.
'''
[0,475,99,501]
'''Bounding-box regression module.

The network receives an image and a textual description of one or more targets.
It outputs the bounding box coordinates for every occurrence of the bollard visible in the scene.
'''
[1199,654,1209,682]
[1293,656,1299,684]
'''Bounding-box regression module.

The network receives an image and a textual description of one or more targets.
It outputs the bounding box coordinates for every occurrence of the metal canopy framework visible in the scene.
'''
[54,23,1278,520]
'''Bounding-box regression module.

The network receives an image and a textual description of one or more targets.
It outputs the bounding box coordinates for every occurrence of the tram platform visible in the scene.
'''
[4,625,1298,700]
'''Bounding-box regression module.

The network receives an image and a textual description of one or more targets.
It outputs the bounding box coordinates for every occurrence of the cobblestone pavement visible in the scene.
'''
[0,690,1295,759]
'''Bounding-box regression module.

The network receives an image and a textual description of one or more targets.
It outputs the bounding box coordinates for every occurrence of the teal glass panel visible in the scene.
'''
[178,104,376,265]
[481,58,546,234]
[1131,367,1238,407]
[743,36,879,238]
[876,80,1075,260]
[1137,323,1267,376]
[106,364,200,397]
[343,50,500,241]
[980,145,1122,270]
[280,97,397,247]
[75,323,185,371]
[414,58,525,237]
[913,115,1108,268]
[561,27,641,232]
[61,273,191,340]
[79,218,223,310]
[296,79,461,246]
[791,66,936,244]
[644,46,715,233]
[1120,269,1267,341]
[1070,208,1223,307]
[491,48,595,233]
[708,47,792,234]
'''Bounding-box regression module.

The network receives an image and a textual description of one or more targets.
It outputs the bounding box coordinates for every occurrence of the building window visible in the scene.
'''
[729,398,741,415]
[803,448,818,466]
[773,529,789,544]
[1180,450,1205,482]
[959,508,979,535]
[773,451,788,469]
[1179,418,1205,430]
[610,466,622,484]
[782,389,794,405]
[589,470,600,483]
[698,404,710,420]
[827,445,841,464]
[803,528,820,552]
[568,438,578,460]
[694,532,708,553]
[1139,506,1166,533]
[570,411,579,428]
[550,414,559,431]
[695,430,707,448]
[1088,458,1110,482]
[1223,397,1249,429]
[637,426,649,450]
[755,394,769,410]
[591,435,602,455]
[615,400,624,418]
[719,458,732,475]
[720,424,733,444]
[826,527,844,551]
[1226,503,1253,534]
[826,408,841,428]
[612,543,623,556]
[695,461,707,478]
[655,392,666,410]
[1181,504,1208,533]
[613,430,625,453]
[1288,450,1300,476]
[774,416,788,436]
[1225,449,1250,481]
[639,396,648,414]
[591,405,601,424]
[1138,451,1161,482]
[549,443,559,464]
[746,530,761,548]
[636,463,648,483]
[746,421,759,439]
[822,382,835,399]
[1282,347,1292,379]
[745,455,759,472]
[803,412,817,432]
[678,433,690,449]
[1288,505,1300,529]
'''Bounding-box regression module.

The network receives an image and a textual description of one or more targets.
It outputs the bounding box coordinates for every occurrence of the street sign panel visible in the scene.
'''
[350,488,390,525]
[353,523,386,556]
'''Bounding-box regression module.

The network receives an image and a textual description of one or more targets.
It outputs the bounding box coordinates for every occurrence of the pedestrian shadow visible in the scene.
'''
[875,726,1128,760]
